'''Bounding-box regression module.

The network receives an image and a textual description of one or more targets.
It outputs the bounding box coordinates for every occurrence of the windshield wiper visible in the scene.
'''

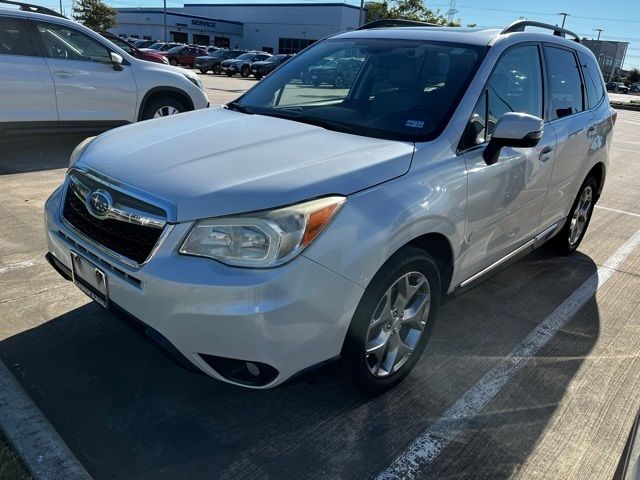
[226,101,252,114]
[258,109,358,135]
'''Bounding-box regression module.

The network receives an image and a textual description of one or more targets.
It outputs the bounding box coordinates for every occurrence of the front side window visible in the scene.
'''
[37,23,111,63]
[0,17,37,56]
[545,46,584,119]
[236,38,486,142]
[579,52,605,109]
[462,44,543,149]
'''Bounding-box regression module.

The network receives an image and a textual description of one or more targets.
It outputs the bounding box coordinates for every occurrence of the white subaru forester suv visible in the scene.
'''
[0,2,208,135]
[45,19,615,394]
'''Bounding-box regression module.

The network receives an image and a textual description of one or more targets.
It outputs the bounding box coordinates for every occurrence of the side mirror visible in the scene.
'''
[110,52,124,71]
[483,112,544,165]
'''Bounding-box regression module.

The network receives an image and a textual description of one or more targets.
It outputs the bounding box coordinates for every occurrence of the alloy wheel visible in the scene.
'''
[153,106,180,118]
[569,185,593,245]
[364,271,431,378]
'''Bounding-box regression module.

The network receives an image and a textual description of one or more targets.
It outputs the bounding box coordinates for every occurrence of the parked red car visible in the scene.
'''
[99,32,169,65]
[161,45,207,67]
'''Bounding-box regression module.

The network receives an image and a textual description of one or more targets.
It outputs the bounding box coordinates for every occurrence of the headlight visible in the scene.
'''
[68,136,95,168]
[179,196,346,267]
[184,74,203,90]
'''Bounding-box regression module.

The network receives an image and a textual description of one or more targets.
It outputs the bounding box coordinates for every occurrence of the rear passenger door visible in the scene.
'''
[540,45,596,227]
[458,44,556,281]
[0,17,58,128]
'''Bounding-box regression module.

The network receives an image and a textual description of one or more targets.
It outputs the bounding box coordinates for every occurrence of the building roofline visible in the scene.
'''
[183,2,363,11]
[115,8,244,25]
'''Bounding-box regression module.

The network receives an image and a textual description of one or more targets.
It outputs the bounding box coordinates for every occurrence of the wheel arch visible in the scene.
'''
[587,162,606,199]
[406,232,455,300]
[138,87,195,121]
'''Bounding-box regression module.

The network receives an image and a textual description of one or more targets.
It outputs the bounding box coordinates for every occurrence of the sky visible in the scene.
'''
[48,0,639,69]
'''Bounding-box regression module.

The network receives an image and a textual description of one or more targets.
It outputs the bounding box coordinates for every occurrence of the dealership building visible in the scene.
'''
[111,2,363,53]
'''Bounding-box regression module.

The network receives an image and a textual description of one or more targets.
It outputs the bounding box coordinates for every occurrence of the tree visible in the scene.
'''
[627,68,640,84]
[366,0,461,27]
[73,0,117,32]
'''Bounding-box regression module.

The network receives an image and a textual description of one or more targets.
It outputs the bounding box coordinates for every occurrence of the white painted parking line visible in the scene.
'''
[377,228,640,480]
[0,359,92,480]
[0,259,41,274]
[595,205,640,218]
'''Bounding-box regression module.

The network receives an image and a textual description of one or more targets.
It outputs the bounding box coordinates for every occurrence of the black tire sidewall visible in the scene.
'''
[142,97,186,120]
[341,247,441,395]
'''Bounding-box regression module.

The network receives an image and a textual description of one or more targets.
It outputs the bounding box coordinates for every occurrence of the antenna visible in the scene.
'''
[446,0,457,24]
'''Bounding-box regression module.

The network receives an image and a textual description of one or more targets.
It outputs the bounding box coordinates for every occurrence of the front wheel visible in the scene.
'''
[340,246,441,395]
[550,176,598,254]
[213,64,221,74]
[141,97,186,120]
[225,70,233,76]
[169,58,178,66]
[199,67,208,74]
[241,65,250,78]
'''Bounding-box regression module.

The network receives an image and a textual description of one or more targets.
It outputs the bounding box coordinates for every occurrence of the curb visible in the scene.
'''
[0,359,92,480]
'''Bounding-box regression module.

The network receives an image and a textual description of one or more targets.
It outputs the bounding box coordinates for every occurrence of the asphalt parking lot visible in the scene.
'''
[0,77,639,479]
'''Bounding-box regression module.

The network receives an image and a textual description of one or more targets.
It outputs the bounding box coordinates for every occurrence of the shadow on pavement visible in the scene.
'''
[0,134,88,175]
[0,249,600,479]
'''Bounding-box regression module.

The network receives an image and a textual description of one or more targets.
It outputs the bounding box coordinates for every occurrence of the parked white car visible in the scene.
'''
[45,19,615,394]
[0,2,208,135]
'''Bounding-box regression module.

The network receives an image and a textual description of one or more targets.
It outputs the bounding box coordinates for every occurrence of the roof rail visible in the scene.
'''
[357,18,442,30]
[0,0,66,17]
[501,20,581,43]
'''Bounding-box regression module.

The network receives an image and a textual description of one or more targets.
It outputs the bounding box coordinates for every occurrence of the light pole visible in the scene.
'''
[557,12,569,29]
[59,0,62,15]
[359,0,365,26]
[163,0,167,42]
[594,28,604,76]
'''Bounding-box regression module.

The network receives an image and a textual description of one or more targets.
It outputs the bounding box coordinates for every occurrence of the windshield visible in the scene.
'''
[167,46,184,53]
[209,50,225,57]
[235,38,486,142]
[235,53,256,61]
[148,43,163,49]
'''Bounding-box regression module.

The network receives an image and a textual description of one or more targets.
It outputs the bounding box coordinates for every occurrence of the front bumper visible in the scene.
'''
[44,186,364,388]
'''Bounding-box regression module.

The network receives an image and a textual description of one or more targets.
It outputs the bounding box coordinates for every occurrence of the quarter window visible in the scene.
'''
[545,46,584,119]
[462,45,543,149]
[36,23,112,64]
[579,52,605,109]
[0,18,37,57]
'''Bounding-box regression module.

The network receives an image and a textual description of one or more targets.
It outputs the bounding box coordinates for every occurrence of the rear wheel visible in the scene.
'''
[199,67,208,74]
[340,246,441,395]
[142,97,186,120]
[550,176,598,254]
[169,58,178,66]
[241,65,251,78]
[213,64,221,74]
[226,70,233,76]
[254,74,263,80]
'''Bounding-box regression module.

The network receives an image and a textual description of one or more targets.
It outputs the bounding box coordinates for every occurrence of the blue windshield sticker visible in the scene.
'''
[405,120,425,128]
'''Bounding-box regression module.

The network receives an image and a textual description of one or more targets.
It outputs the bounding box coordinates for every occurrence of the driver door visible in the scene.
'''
[458,44,556,282]
[35,22,137,124]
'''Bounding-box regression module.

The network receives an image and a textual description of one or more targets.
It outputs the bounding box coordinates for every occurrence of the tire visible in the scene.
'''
[254,74,263,80]
[340,246,441,395]
[169,58,178,66]
[213,64,221,75]
[226,70,233,76]
[550,176,598,255]
[141,97,186,120]
[199,68,208,74]
[241,65,250,78]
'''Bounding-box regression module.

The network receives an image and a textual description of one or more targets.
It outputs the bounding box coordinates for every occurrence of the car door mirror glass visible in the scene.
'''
[483,112,544,165]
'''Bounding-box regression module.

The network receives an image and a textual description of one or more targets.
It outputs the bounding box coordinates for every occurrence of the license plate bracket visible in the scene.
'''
[70,251,109,308]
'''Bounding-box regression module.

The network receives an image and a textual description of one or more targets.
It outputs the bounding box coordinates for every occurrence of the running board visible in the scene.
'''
[459,221,561,288]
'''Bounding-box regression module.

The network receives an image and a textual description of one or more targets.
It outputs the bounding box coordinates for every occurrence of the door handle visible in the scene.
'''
[539,146,553,163]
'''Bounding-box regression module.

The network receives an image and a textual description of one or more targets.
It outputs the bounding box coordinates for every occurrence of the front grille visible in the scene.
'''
[62,177,166,265]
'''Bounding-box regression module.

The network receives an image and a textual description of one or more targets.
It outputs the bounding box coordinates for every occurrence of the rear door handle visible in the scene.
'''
[539,146,553,162]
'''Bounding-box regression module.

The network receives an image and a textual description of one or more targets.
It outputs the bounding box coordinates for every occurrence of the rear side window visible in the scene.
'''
[545,46,584,119]
[0,17,37,57]
[579,52,605,109]
[461,44,543,149]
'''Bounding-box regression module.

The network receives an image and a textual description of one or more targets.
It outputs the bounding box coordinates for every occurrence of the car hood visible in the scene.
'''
[77,108,414,222]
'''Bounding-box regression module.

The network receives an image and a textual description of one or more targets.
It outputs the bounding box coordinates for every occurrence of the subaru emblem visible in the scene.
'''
[89,190,112,217]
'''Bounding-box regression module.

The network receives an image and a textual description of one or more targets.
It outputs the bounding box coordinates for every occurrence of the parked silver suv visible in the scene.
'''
[0,2,208,135]
[45,20,615,394]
